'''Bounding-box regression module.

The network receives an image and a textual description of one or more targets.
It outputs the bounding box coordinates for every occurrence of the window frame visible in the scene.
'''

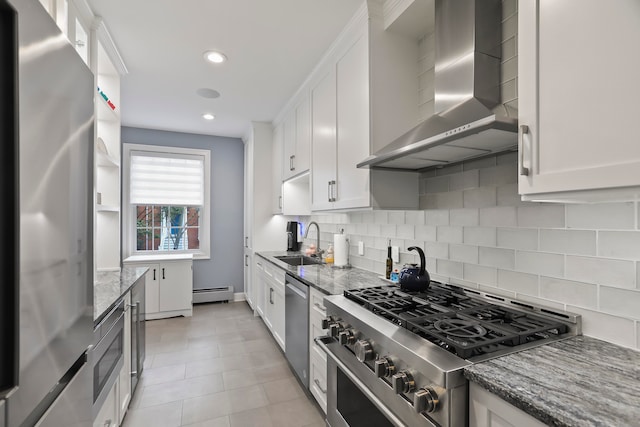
[123,143,211,260]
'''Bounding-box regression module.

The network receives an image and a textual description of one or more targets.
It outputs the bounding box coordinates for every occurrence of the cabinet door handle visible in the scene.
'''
[314,378,327,394]
[279,195,282,209]
[313,302,326,312]
[245,255,249,267]
[153,268,156,281]
[162,267,165,280]
[327,181,332,202]
[520,124,530,176]
[291,154,295,171]
[270,287,274,304]
[245,236,249,247]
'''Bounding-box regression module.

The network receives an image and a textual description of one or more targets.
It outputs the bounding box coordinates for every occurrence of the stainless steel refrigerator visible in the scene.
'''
[0,0,94,426]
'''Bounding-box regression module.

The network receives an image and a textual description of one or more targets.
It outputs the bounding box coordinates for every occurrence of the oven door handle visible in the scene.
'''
[314,337,406,427]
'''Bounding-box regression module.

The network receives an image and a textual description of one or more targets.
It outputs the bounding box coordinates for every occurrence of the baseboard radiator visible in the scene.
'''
[193,286,234,304]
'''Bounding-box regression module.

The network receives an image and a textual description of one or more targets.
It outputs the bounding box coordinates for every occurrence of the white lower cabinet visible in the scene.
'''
[118,293,132,424]
[93,379,118,427]
[469,382,546,427]
[308,287,328,413]
[124,255,193,320]
[256,258,286,351]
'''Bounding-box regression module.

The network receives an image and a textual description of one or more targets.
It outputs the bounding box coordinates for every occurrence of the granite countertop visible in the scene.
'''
[464,335,640,427]
[94,266,148,324]
[256,251,389,295]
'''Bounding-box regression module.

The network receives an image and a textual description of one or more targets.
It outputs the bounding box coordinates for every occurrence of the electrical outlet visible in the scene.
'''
[391,246,400,263]
[358,241,364,255]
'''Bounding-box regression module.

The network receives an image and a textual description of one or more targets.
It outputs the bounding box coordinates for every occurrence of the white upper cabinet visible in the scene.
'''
[282,96,311,181]
[518,0,640,201]
[272,123,284,213]
[309,4,419,211]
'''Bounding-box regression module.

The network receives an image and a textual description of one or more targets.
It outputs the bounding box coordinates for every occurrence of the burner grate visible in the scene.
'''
[344,285,571,359]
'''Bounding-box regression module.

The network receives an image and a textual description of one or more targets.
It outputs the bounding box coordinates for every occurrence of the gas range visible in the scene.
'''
[316,282,580,427]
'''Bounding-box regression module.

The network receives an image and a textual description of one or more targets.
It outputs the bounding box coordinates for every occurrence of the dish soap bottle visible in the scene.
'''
[325,244,334,264]
[390,269,399,283]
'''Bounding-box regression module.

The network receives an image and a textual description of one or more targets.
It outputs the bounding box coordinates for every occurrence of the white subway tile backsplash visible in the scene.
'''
[463,156,497,171]
[497,184,526,207]
[425,242,449,260]
[540,276,597,309]
[436,164,463,176]
[566,305,637,349]
[598,231,640,260]
[478,284,516,299]
[450,208,479,226]
[501,56,518,82]
[512,294,566,311]
[497,269,539,295]
[463,263,497,286]
[479,247,515,269]
[450,244,479,264]
[502,36,517,61]
[425,175,450,193]
[515,251,564,277]
[437,259,463,279]
[599,286,640,320]
[425,209,449,225]
[437,226,463,243]
[463,187,497,208]
[374,211,389,224]
[419,194,437,210]
[565,256,636,289]
[405,211,425,225]
[380,224,397,237]
[497,227,538,250]
[566,202,635,230]
[479,206,517,227]
[388,211,406,224]
[479,162,517,187]
[517,204,565,228]
[464,226,497,246]
[396,224,415,240]
[449,277,480,289]
[434,191,464,209]
[415,225,437,242]
[367,223,381,237]
[540,229,596,256]
[449,169,480,191]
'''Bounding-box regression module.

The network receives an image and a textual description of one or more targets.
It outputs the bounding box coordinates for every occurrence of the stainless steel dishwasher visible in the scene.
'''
[285,273,309,389]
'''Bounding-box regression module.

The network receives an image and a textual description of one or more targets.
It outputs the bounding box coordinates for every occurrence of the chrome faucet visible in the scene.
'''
[304,221,324,258]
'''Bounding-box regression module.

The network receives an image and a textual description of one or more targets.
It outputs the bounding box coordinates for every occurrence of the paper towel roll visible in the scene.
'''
[334,234,349,267]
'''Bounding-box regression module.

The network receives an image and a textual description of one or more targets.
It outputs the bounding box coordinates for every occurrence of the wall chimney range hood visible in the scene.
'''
[358,0,518,171]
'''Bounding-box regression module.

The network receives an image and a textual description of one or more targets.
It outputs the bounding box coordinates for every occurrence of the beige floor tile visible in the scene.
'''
[262,377,306,404]
[139,363,186,387]
[147,339,189,355]
[182,416,231,427]
[138,373,224,408]
[226,385,269,414]
[252,362,295,384]
[122,400,182,427]
[228,406,274,427]
[267,398,324,427]
[181,391,232,425]
[186,355,252,378]
[222,369,259,391]
[152,346,220,369]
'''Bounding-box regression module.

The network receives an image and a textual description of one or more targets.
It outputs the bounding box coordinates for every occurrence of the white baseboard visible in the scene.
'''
[233,292,246,302]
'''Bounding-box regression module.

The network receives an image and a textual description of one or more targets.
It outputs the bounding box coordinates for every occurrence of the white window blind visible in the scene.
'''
[129,151,204,205]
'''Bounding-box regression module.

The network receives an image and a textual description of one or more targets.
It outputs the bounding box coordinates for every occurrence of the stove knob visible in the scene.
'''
[392,371,415,395]
[328,322,344,338]
[374,357,396,378]
[321,316,333,329]
[414,387,439,413]
[354,340,374,362]
[339,329,356,345]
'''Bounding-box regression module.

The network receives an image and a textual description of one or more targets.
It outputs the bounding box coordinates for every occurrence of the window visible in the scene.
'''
[124,144,210,259]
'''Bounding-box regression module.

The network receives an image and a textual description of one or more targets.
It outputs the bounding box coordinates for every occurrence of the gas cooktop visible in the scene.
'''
[344,282,573,360]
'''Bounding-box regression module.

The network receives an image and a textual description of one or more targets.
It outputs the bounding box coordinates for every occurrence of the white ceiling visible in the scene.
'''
[86,0,364,138]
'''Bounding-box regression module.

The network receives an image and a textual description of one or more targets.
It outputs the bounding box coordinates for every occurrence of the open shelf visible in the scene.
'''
[96,204,120,213]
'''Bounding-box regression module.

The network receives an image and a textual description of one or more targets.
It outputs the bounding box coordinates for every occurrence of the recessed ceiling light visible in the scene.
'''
[196,88,221,99]
[202,113,215,120]
[203,50,227,64]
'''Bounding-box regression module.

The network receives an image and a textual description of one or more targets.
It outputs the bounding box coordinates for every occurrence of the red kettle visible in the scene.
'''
[399,246,431,291]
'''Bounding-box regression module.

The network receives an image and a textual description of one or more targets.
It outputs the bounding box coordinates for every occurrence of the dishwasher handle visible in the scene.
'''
[286,282,307,299]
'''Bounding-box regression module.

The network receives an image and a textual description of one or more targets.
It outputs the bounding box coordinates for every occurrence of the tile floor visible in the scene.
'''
[122,302,326,427]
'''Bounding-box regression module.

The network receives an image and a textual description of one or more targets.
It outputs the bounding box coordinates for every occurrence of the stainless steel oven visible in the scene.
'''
[92,300,125,416]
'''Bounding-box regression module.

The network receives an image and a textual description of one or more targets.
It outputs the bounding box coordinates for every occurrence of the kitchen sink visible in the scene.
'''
[275,255,324,266]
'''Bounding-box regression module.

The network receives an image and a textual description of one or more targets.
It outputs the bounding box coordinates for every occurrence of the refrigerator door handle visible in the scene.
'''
[0,0,19,398]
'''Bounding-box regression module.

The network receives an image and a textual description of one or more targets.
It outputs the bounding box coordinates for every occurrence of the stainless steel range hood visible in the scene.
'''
[358,0,517,171]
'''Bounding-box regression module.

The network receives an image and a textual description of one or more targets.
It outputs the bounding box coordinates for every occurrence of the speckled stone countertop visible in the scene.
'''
[257,251,389,295]
[94,267,148,324]
[465,335,640,427]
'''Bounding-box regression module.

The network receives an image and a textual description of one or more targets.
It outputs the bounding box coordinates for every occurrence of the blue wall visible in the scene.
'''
[122,127,245,293]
